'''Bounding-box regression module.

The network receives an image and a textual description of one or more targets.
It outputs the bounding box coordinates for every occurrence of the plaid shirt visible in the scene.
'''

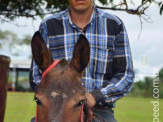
[29,7,134,107]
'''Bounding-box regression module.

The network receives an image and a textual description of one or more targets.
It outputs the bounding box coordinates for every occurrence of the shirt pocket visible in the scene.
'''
[91,47,113,75]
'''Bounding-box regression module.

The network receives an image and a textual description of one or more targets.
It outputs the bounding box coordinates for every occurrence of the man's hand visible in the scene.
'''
[85,93,96,108]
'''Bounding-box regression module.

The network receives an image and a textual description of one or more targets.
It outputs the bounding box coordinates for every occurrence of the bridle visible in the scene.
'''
[35,60,60,122]
[80,103,84,122]
[41,60,60,79]
[35,60,85,122]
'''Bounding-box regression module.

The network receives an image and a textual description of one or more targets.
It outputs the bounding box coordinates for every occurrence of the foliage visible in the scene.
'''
[130,68,163,98]
[0,29,31,57]
[0,29,31,47]
[159,68,163,82]
[0,0,162,21]
[0,30,19,48]
[20,34,31,45]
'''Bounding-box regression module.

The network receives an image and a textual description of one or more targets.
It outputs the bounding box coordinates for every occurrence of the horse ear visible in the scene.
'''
[70,34,90,73]
[31,31,53,72]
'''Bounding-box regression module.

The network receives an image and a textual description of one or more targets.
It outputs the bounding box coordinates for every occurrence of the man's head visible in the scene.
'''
[69,0,93,13]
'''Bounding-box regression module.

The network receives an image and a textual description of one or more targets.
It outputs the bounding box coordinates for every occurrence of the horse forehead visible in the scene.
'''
[46,66,82,87]
[50,89,78,99]
[50,89,80,96]
[49,62,78,78]
[37,61,83,95]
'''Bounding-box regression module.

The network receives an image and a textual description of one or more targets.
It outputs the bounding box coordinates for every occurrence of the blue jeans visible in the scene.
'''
[30,117,35,122]
[93,107,117,122]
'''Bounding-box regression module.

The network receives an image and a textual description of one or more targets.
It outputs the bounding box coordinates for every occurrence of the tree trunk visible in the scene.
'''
[0,55,11,122]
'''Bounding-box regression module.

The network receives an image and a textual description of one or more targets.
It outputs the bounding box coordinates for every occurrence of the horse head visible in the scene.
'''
[31,31,91,122]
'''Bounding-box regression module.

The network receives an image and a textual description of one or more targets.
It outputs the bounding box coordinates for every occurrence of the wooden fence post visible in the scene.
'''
[0,55,11,122]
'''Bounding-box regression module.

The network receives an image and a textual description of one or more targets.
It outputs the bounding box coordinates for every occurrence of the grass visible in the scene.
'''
[4,92,35,122]
[4,92,163,122]
[114,97,163,122]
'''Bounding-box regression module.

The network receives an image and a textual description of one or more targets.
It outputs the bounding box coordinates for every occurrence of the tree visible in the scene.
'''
[0,29,31,57]
[129,68,163,98]
[0,0,162,22]
[159,68,163,82]
[0,29,31,48]
[159,68,163,98]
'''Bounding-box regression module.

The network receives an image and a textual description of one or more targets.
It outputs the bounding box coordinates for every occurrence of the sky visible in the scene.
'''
[0,1,163,81]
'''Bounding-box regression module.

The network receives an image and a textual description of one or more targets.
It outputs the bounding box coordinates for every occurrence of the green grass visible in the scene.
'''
[114,97,163,122]
[4,92,35,122]
[4,92,163,122]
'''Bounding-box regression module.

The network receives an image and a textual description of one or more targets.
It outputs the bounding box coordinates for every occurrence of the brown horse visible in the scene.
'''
[31,31,93,122]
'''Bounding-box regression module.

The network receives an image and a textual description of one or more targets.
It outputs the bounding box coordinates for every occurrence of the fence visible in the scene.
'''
[0,55,10,122]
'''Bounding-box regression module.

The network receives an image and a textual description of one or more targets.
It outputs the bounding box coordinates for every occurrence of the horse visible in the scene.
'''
[31,31,94,122]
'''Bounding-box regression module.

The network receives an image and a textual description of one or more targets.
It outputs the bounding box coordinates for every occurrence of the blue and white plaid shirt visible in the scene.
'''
[29,7,134,107]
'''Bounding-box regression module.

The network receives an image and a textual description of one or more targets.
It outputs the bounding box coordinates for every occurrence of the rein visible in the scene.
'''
[35,60,85,122]
[80,104,84,122]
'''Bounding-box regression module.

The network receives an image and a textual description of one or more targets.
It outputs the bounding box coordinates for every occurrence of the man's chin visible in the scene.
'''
[72,5,91,13]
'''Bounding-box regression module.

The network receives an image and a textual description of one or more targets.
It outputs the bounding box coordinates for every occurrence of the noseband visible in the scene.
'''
[35,60,84,122]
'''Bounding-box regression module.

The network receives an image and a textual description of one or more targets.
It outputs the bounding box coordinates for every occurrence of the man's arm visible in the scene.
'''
[90,21,134,107]
[29,21,49,91]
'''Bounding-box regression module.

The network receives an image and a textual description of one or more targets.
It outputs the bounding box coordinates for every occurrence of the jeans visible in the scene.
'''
[30,117,35,122]
[93,107,117,122]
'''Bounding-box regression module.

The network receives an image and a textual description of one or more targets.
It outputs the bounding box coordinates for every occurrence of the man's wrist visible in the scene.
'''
[90,90,105,107]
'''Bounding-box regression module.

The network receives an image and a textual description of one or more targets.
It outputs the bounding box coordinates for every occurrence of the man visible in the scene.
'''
[29,0,134,121]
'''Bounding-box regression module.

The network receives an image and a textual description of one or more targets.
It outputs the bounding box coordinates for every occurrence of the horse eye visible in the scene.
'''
[34,97,42,105]
[77,99,84,107]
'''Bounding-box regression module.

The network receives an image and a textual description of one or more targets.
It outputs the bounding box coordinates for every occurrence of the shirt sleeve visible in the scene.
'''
[29,21,49,91]
[100,21,135,103]
[91,21,134,106]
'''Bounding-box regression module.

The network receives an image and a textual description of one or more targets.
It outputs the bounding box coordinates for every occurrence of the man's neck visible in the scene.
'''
[69,6,94,30]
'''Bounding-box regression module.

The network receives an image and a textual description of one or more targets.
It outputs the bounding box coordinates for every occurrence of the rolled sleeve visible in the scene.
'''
[100,22,134,103]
